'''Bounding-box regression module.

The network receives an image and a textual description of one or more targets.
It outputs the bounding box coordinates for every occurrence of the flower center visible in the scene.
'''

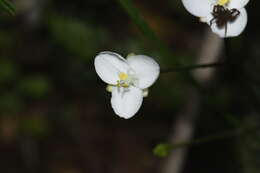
[117,72,132,88]
[119,72,128,81]
[217,0,230,6]
[106,71,138,92]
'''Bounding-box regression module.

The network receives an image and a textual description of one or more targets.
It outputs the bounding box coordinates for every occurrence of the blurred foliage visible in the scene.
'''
[236,115,260,173]
[0,0,15,15]
[0,92,23,113]
[20,115,49,137]
[17,76,51,98]
[0,0,258,173]
[48,15,108,62]
[0,59,17,83]
[118,0,176,64]
[153,143,172,157]
[0,30,14,50]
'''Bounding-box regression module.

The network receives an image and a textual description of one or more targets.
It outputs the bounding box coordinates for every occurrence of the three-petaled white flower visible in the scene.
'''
[182,0,249,37]
[94,51,160,119]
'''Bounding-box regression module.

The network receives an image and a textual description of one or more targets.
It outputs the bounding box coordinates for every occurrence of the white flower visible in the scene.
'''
[94,51,160,119]
[182,0,249,37]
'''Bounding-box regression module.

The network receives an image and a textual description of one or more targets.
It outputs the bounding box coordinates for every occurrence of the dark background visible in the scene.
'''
[0,0,259,173]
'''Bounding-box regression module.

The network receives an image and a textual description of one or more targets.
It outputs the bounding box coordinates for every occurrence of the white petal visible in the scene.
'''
[182,0,213,17]
[111,86,143,119]
[228,0,249,9]
[208,8,247,37]
[127,55,160,89]
[94,51,130,85]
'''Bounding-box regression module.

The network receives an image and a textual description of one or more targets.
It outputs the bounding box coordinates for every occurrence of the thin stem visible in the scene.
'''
[170,125,256,150]
[161,62,224,74]
[154,125,257,157]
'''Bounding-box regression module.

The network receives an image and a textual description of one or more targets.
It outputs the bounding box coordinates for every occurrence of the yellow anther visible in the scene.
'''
[217,0,230,6]
[119,72,128,80]
[142,89,149,97]
[127,53,136,58]
[106,85,113,92]
[116,81,120,87]
[122,83,129,88]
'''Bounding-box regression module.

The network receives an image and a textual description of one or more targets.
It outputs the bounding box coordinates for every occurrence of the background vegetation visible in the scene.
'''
[0,0,259,173]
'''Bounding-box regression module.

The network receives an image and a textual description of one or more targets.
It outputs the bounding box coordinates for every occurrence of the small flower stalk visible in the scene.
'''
[182,0,249,37]
[94,51,160,119]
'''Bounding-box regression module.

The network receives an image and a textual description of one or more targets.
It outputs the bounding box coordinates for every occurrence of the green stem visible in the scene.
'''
[154,125,257,157]
[161,62,223,74]
[117,0,175,63]
[172,125,255,149]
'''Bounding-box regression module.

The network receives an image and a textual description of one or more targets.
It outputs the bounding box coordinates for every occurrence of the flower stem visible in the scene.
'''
[161,62,224,74]
[154,125,257,157]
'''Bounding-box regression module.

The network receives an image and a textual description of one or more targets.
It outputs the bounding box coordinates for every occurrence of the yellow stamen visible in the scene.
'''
[116,81,120,87]
[142,89,149,97]
[116,80,129,88]
[217,0,230,6]
[106,85,113,92]
[119,72,128,80]
[117,72,131,88]
[122,83,129,88]
[126,53,136,58]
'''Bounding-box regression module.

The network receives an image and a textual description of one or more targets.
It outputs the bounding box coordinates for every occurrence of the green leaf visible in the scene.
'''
[0,0,15,16]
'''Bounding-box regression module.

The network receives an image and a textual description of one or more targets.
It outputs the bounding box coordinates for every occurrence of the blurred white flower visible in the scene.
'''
[182,0,249,37]
[94,51,160,119]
